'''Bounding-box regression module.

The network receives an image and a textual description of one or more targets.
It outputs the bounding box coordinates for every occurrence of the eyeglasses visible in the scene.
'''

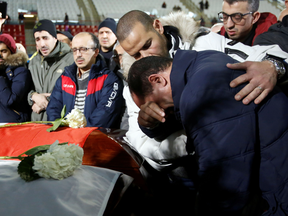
[72,47,95,53]
[218,11,253,24]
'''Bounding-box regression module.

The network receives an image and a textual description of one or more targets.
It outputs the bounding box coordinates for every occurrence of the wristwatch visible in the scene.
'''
[263,57,286,79]
[30,92,36,104]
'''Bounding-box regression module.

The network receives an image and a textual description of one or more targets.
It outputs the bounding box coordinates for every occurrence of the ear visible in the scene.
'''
[94,48,99,58]
[152,19,164,35]
[148,74,167,87]
[252,11,261,24]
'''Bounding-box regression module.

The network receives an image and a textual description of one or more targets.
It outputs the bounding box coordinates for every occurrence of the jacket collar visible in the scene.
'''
[65,54,107,81]
[170,50,197,120]
[4,51,28,67]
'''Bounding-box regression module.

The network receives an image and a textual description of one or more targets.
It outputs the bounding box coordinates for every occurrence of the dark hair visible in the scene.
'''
[128,56,173,98]
[117,10,155,42]
[223,0,259,12]
[88,32,100,49]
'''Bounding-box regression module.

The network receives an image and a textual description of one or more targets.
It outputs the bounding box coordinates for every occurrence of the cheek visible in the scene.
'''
[149,43,162,56]
[2,53,8,59]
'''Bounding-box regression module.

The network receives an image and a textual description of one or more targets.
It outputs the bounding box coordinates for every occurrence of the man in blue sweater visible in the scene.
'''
[128,50,288,215]
[47,32,124,128]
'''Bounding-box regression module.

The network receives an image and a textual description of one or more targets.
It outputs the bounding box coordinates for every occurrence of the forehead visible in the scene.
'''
[72,34,93,47]
[222,1,249,13]
[0,42,8,50]
[99,27,113,33]
[34,30,53,38]
[120,22,155,56]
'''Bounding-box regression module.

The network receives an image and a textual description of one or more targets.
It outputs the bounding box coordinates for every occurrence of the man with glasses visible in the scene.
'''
[47,32,124,128]
[218,0,277,46]
[28,19,74,121]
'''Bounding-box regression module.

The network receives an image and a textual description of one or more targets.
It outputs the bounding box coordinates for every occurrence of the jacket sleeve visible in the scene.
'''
[0,67,32,108]
[46,76,64,121]
[193,31,288,63]
[87,72,124,128]
[139,114,183,140]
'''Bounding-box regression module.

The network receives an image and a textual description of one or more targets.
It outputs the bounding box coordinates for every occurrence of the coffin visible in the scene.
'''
[0,123,146,189]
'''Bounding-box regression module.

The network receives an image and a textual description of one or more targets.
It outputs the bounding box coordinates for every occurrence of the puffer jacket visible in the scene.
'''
[169,49,288,215]
[47,55,124,128]
[28,41,74,121]
[0,52,33,122]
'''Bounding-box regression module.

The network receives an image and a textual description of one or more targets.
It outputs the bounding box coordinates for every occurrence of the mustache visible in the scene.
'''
[40,46,49,50]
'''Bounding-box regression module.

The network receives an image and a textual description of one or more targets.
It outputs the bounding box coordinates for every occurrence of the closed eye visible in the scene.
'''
[142,40,151,50]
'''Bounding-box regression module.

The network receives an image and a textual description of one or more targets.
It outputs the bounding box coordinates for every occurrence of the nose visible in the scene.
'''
[76,50,82,57]
[40,39,46,47]
[137,50,150,60]
[226,17,235,28]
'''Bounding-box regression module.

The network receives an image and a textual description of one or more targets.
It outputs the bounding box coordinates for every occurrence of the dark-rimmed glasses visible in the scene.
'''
[218,11,253,23]
[72,47,95,54]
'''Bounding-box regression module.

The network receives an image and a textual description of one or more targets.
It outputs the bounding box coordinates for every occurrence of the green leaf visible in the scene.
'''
[18,142,69,157]
[19,145,51,157]
[61,105,66,119]
[17,155,41,182]
[46,119,63,132]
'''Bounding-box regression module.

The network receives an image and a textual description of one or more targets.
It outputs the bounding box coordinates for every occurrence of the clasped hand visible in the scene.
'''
[31,93,51,114]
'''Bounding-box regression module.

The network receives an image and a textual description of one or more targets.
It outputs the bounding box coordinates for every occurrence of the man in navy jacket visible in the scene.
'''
[47,32,124,128]
[128,50,288,215]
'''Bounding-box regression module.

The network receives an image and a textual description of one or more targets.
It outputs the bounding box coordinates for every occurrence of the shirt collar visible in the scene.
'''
[77,68,90,80]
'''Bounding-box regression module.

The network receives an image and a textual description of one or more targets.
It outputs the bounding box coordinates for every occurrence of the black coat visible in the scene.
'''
[254,15,288,53]
[0,52,32,123]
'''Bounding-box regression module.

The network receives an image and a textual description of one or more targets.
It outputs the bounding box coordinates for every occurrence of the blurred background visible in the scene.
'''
[1,0,285,55]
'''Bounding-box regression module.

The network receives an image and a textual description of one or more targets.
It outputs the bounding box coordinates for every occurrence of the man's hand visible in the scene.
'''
[32,103,45,114]
[138,101,165,128]
[227,61,277,105]
[31,93,51,109]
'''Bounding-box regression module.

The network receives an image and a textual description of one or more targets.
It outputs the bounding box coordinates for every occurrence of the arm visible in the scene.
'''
[193,32,288,104]
[138,104,183,140]
[46,77,63,121]
[87,72,124,128]
[0,16,6,34]
[123,86,187,166]
[0,67,32,107]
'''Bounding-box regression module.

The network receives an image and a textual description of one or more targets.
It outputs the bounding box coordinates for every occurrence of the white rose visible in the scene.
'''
[65,108,87,128]
[32,141,84,180]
